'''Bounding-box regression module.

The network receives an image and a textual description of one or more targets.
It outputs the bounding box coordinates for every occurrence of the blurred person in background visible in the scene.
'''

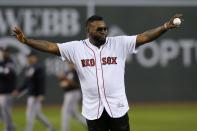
[12,13,183,131]
[0,47,16,131]
[15,52,55,131]
[58,62,86,131]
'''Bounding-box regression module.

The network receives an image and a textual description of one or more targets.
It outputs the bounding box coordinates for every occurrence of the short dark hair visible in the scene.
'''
[86,15,104,27]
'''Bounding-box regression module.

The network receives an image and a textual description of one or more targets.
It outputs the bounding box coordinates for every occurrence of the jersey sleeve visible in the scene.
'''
[120,35,138,54]
[57,41,78,63]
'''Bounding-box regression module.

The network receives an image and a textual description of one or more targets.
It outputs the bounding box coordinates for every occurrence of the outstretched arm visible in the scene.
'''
[136,14,183,48]
[12,27,60,56]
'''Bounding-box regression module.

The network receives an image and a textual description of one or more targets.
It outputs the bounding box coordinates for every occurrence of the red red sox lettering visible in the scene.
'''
[81,57,117,67]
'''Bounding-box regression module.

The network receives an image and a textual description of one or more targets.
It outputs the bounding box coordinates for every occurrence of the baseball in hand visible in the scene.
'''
[173,18,181,26]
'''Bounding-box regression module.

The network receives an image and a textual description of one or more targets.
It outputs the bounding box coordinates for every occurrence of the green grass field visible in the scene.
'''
[1,103,197,131]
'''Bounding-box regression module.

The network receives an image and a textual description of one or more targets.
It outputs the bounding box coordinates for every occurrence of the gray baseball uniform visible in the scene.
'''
[60,67,86,131]
[0,48,16,131]
[19,54,55,131]
[25,96,54,131]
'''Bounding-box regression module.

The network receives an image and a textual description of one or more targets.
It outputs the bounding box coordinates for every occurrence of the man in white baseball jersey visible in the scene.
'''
[12,14,183,131]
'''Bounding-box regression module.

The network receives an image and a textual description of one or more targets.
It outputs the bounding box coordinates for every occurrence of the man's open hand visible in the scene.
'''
[12,27,27,43]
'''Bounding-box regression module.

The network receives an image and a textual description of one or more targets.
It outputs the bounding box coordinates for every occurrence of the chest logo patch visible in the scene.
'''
[81,57,117,67]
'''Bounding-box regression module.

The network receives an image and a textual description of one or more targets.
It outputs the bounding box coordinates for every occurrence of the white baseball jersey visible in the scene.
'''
[57,35,137,120]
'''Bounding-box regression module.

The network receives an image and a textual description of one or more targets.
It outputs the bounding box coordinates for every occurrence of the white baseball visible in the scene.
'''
[173,18,181,26]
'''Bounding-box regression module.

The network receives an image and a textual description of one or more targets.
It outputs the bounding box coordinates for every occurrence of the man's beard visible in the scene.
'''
[93,36,106,47]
